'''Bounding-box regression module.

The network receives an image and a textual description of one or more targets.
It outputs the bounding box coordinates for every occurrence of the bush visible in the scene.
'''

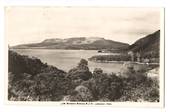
[33,72,71,101]
[8,50,69,101]
[8,72,38,101]
[8,50,46,75]
[82,70,123,101]
[8,50,159,102]
[118,74,159,102]
[67,59,92,81]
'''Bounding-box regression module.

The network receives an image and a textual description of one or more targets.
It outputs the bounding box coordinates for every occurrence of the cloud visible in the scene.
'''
[6,7,161,45]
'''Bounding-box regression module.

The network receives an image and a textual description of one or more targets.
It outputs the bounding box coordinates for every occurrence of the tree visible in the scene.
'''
[73,85,93,101]
[78,59,88,67]
[67,59,92,81]
[82,69,123,101]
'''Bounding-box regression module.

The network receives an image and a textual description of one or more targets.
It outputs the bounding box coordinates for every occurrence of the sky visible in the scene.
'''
[5,7,162,46]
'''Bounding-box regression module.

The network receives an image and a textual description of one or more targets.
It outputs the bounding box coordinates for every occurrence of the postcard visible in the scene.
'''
[5,7,164,107]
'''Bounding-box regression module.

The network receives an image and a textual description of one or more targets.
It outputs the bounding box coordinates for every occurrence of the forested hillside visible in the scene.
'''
[129,30,160,59]
[89,30,160,63]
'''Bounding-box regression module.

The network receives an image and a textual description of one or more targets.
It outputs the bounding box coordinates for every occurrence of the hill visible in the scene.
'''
[12,37,129,50]
[88,30,160,63]
[128,30,160,58]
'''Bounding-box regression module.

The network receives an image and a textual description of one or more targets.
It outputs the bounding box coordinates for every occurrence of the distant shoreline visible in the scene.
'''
[10,48,123,53]
[10,48,99,51]
[89,59,159,65]
[11,48,159,66]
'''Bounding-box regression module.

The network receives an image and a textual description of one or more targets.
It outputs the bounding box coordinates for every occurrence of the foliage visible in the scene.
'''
[82,70,123,101]
[8,50,69,101]
[8,72,38,101]
[8,50,159,102]
[69,85,93,101]
[67,59,92,81]
[129,30,160,59]
[118,76,159,102]
[33,72,71,101]
[8,50,46,75]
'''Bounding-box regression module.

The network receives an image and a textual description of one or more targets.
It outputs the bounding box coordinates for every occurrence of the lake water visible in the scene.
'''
[13,49,123,73]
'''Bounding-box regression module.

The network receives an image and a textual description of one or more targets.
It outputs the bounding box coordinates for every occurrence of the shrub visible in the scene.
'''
[118,73,159,102]
[8,50,159,102]
[8,50,45,75]
[33,72,72,101]
[8,50,69,101]
[82,70,123,101]
[73,85,93,101]
[67,59,92,81]
[8,72,38,101]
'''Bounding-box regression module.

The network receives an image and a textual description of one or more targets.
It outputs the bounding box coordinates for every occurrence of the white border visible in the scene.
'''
[0,0,169,112]
[4,7,164,108]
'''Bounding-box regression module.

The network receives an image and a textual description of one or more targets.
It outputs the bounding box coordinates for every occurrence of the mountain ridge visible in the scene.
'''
[12,37,129,50]
[128,30,160,58]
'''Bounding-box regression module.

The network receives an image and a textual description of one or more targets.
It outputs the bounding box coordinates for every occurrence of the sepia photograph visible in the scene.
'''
[5,7,164,105]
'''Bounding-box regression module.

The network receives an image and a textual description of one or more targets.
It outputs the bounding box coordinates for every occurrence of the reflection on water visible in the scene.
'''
[13,49,123,73]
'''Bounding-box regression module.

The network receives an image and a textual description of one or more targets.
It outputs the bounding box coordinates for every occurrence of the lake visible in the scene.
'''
[13,49,123,73]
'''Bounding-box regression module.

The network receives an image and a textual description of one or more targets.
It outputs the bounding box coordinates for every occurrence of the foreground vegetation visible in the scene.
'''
[8,50,159,102]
